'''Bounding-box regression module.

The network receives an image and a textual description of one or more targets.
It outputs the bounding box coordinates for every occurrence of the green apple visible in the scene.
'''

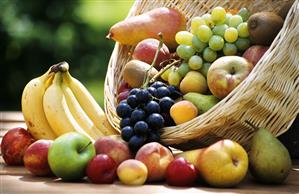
[48,132,96,181]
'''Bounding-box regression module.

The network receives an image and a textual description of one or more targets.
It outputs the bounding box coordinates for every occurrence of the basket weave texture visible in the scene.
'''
[104,0,299,150]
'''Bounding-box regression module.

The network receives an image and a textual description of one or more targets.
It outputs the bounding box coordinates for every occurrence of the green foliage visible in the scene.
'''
[0,0,134,110]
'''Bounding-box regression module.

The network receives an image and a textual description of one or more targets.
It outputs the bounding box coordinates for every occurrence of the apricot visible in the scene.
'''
[170,100,198,125]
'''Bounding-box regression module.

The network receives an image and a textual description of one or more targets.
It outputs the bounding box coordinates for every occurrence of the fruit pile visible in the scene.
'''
[1,126,292,186]
[114,5,288,150]
[1,1,295,190]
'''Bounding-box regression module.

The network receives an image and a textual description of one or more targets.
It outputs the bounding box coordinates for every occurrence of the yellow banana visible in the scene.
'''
[43,72,95,141]
[63,71,118,136]
[21,68,57,140]
[61,79,105,140]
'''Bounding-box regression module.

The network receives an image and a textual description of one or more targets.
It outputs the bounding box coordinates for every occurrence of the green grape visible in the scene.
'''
[237,22,249,38]
[209,35,224,51]
[202,13,214,28]
[192,35,208,52]
[212,24,228,37]
[161,66,175,81]
[188,55,203,70]
[191,16,206,34]
[177,63,190,77]
[223,43,238,56]
[168,70,182,87]
[224,27,238,43]
[175,31,193,45]
[229,15,243,28]
[199,62,211,77]
[203,47,217,62]
[211,6,226,24]
[225,13,233,25]
[238,8,251,22]
[235,38,250,51]
[195,25,213,43]
[176,45,196,60]
[225,13,232,25]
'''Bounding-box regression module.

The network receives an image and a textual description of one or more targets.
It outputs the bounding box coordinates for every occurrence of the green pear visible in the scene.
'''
[183,92,219,114]
[249,125,292,184]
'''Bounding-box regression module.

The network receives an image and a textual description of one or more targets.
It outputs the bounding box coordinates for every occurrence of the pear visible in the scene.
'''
[248,122,292,184]
[183,92,219,114]
[106,7,186,49]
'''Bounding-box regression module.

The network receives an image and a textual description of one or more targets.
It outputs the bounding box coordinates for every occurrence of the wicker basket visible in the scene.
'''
[104,0,299,150]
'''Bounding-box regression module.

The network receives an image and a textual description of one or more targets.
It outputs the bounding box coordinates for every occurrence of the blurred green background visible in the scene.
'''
[0,0,134,110]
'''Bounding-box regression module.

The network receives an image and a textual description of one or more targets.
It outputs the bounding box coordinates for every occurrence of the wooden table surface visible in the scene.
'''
[1,111,299,194]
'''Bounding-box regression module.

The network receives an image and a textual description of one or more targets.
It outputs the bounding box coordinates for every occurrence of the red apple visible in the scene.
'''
[132,38,170,70]
[166,157,198,187]
[242,45,269,66]
[207,56,253,99]
[94,135,133,166]
[23,139,53,176]
[1,127,35,165]
[86,154,117,184]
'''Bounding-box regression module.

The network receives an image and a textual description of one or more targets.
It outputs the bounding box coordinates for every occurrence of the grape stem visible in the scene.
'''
[149,59,181,83]
[142,33,164,88]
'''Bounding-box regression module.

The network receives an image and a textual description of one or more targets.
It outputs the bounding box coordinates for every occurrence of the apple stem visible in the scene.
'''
[244,120,259,131]
[149,59,181,83]
[142,32,164,88]
[78,141,92,153]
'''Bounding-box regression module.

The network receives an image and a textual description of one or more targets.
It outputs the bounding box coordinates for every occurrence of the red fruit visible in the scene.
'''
[132,38,171,70]
[242,45,269,66]
[117,81,131,94]
[1,127,35,165]
[23,140,53,176]
[117,90,130,104]
[94,136,133,166]
[86,154,117,184]
[166,157,198,186]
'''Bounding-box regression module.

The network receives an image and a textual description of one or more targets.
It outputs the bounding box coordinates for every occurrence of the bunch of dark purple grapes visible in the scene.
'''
[116,81,182,152]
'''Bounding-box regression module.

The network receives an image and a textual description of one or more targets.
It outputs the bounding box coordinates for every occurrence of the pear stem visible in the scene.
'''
[142,32,164,88]
[245,120,259,131]
[78,141,92,153]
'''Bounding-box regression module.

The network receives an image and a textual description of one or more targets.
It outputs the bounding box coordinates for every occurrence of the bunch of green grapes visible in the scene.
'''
[163,7,251,87]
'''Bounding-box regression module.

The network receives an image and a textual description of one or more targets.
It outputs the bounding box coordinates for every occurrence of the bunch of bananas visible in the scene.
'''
[21,62,118,141]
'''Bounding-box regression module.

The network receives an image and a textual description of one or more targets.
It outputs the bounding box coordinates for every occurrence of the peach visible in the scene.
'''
[170,100,198,125]
[135,142,174,182]
[132,38,170,70]
[94,135,133,166]
[117,159,148,185]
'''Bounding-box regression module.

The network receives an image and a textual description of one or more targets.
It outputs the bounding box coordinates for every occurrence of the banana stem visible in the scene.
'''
[142,32,164,88]
[50,61,69,73]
